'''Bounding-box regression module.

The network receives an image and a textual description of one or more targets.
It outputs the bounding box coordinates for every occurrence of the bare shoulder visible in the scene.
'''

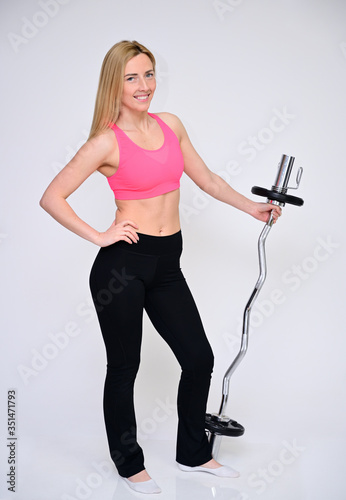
[51,127,119,183]
[154,112,186,140]
[75,128,119,176]
[87,128,119,176]
[87,127,118,158]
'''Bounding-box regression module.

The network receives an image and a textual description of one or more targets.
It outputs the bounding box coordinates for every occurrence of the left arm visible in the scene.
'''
[160,113,281,223]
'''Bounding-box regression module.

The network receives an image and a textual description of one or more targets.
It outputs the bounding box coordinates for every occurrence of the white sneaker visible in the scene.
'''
[177,462,240,478]
[123,477,162,494]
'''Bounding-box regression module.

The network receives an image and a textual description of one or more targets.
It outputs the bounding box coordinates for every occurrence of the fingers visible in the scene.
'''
[270,205,282,224]
[123,228,139,244]
[258,203,282,224]
[120,220,139,229]
[118,220,139,244]
[274,206,282,217]
[271,213,278,224]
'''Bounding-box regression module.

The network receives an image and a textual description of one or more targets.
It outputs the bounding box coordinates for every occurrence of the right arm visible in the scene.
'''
[39,130,139,246]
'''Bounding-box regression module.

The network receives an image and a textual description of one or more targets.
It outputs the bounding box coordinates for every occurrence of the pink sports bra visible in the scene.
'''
[107,113,184,200]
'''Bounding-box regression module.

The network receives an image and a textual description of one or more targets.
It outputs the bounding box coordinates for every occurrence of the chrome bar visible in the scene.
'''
[272,154,295,193]
[209,431,223,457]
[208,153,303,457]
[217,213,274,418]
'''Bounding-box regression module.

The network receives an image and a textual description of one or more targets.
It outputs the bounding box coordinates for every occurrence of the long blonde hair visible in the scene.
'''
[88,40,156,140]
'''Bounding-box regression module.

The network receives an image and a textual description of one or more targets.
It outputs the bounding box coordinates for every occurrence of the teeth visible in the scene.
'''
[135,95,149,100]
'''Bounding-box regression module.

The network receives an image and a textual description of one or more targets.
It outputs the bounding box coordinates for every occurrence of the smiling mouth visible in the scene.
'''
[134,94,150,101]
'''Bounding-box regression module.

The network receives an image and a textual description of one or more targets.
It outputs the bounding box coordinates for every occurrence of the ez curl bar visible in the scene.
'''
[205,154,304,457]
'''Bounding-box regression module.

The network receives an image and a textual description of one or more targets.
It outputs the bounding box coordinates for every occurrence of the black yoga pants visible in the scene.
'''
[89,230,214,478]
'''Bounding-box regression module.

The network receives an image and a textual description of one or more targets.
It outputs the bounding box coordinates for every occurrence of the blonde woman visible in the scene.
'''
[40,40,281,495]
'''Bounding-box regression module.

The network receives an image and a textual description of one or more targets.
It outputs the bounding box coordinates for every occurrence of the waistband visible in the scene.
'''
[114,230,182,255]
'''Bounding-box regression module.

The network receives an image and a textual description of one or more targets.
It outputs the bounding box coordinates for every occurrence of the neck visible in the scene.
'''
[117,108,151,131]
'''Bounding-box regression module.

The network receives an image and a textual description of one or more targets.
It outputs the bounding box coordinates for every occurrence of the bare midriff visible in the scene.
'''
[114,188,181,236]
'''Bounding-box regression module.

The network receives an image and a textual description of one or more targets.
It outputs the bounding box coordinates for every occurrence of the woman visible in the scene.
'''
[40,40,281,495]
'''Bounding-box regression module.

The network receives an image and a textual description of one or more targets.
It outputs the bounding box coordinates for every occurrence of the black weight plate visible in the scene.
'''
[251,186,304,206]
[205,413,245,437]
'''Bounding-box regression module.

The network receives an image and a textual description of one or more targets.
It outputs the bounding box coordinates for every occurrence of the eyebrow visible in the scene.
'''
[124,69,154,77]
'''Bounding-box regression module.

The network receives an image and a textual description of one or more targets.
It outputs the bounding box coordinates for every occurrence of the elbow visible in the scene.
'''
[39,190,56,213]
[39,193,49,211]
[39,190,67,215]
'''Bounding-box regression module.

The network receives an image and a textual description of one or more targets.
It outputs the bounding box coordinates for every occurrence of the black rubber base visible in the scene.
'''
[205,413,245,437]
[251,186,304,206]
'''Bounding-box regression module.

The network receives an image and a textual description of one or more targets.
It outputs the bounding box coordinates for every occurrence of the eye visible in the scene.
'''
[126,76,135,82]
[146,72,155,78]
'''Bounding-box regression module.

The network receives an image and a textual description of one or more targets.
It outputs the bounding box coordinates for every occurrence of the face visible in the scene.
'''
[121,53,156,113]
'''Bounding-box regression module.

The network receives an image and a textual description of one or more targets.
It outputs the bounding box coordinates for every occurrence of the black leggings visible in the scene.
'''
[89,230,214,478]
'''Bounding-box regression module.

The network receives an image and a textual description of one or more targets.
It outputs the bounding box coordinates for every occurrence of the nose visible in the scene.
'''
[138,75,150,91]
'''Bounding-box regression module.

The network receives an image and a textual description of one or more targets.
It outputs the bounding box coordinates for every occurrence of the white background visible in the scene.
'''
[1,0,345,499]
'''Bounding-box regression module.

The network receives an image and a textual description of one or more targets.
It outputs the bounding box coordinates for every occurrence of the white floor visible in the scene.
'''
[7,430,345,500]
